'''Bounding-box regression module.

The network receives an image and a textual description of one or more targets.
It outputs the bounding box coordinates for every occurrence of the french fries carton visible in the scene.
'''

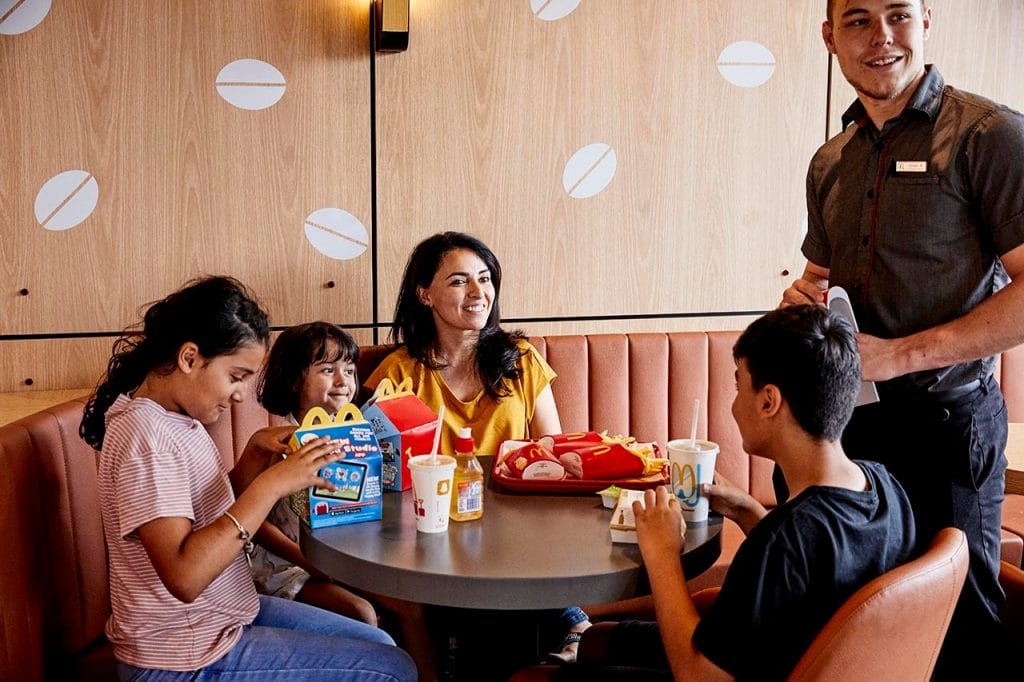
[288,405,383,529]
[361,377,439,491]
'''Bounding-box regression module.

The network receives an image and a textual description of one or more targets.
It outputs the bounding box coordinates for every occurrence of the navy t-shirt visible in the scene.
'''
[692,460,915,680]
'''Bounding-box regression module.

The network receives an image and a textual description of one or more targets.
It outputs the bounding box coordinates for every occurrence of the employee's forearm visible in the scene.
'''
[889,280,1024,376]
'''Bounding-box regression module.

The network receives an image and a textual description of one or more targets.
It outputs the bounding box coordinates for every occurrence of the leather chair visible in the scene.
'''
[510,527,968,682]
[1000,559,1024,639]
[786,526,968,681]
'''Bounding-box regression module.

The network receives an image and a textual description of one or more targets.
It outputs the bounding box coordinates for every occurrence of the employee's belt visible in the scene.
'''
[930,379,983,401]
[879,377,989,403]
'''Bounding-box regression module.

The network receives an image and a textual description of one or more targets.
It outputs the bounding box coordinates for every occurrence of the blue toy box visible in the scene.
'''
[288,405,383,529]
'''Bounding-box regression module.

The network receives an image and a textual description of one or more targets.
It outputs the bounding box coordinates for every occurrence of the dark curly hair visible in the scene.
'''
[258,321,360,418]
[390,231,525,401]
[79,276,270,450]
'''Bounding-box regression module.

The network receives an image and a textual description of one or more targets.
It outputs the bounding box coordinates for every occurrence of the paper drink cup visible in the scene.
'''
[408,455,457,533]
[667,439,719,524]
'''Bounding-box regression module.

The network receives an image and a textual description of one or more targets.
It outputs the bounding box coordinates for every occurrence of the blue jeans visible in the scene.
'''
[117,595,416,681]
[559,606,589,629]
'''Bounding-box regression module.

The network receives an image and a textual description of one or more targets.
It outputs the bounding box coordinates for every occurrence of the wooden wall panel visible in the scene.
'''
[5,0,1024,396]
[0,327,376,394]
[373,0,824,324]
[827,0,1024,134]
[1,0,372,336]
[0,338,116,393]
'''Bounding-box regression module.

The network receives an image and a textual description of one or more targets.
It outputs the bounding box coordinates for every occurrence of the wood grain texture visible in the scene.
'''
[373,0,823,320]
[0,326,375,393]
[5,1,1024,391]
[0,0,373,335]
[0,338,116,393]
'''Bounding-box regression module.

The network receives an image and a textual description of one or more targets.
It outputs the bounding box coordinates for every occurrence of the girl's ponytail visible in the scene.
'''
[81,336,155,449]
[79,276,270,450]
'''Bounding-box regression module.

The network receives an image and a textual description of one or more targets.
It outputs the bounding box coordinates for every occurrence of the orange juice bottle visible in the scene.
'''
[449,427,484,521]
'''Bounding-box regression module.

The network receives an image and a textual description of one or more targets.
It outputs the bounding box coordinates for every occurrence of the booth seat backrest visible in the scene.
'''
[527,332,774,506]
[0,396,106,681]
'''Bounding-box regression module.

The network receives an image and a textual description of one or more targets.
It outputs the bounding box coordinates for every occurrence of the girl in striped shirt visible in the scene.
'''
[80,276,415,681]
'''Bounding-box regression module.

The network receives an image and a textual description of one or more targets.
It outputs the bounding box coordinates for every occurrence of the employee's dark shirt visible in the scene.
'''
[803,66,1024,392]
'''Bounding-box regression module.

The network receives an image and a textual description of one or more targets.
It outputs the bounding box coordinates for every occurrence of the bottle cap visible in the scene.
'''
[455,426,474,453]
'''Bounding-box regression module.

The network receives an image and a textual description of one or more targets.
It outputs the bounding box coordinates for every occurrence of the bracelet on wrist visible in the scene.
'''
[223,511,255,567]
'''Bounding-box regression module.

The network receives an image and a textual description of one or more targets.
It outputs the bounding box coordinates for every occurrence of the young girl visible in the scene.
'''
[79,276,414,681]
[253,322,375,622]
[257,321,438,682]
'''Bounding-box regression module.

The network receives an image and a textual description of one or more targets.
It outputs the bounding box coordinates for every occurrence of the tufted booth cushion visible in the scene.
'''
[0,397,109,681]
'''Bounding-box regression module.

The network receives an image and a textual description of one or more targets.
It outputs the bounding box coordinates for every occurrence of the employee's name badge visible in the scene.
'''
[895,160,928,173]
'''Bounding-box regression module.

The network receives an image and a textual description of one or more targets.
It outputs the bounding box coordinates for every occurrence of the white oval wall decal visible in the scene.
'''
[717,41,776,88]
[215,59,286,110]
[530,0,582,22]
[562,143,617,199]
[34,169,99,231]
[0,0,52,35]
[303,208,369,260]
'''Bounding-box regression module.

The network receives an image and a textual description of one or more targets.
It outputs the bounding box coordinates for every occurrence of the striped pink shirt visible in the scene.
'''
[98,395,259,671]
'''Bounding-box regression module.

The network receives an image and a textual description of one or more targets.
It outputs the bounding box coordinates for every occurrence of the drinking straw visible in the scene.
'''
[430,405,446,465]
[689,398,700,449]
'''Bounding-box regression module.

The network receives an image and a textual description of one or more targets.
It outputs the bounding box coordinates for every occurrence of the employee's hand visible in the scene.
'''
[634,486,686,564]
[780,277,827,307]
[856,332,907,382]
[780,262,830,308]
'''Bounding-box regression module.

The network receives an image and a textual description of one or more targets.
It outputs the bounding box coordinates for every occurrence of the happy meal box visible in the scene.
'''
[360,377,439,491]
[288,404,383,529]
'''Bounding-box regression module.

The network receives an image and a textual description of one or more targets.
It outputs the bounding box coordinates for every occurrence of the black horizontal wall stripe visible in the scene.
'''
[0,310,768,342]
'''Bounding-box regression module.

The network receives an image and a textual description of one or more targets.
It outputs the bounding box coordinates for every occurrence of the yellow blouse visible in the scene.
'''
[365,340,556,456]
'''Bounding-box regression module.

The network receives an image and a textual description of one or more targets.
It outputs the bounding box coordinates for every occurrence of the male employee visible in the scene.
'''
[782,1,1024,674]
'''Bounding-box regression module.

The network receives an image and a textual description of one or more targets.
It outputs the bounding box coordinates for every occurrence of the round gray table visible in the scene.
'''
[301,462,722,610]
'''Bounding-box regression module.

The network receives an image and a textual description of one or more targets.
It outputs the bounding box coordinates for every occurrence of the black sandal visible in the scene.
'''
[547,631,583,664]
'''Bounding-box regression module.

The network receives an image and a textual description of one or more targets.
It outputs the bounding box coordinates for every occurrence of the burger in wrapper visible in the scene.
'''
[499,440,565,480]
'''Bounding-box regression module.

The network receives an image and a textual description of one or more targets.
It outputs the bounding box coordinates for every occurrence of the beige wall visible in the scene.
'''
[1,0,1022,392]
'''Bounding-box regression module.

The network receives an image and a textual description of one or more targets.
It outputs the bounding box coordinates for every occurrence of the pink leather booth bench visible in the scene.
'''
[2,332,1022,680]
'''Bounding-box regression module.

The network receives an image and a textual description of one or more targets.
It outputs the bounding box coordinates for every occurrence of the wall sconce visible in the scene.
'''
[373,0,409,52]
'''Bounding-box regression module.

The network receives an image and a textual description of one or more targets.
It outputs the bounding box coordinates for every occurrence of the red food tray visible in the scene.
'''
[491,440,669,493]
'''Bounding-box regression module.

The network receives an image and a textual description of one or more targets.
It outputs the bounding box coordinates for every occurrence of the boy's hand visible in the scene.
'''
[702,472,755,517]
[634,486,686,565]
[702,472,768,534]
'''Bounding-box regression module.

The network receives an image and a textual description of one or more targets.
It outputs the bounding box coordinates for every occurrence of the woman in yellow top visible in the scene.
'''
[366,231,561,456]
[365,231,591,666]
